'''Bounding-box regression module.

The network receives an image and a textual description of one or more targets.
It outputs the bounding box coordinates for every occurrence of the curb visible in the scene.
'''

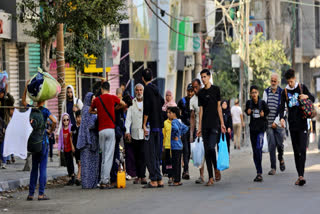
[0,173,66,192]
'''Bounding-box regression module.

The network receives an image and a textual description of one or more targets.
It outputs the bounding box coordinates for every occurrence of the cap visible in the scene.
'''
[187,83,193,91]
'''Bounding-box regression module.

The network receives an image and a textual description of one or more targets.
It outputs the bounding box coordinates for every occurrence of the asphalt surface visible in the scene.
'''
[1,141,320,214]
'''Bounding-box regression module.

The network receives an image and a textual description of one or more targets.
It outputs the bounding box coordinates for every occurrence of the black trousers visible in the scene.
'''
[182,131,191,173]
[172,150,182,183]
[164,149,173,178]
[290,129,308,177]
[49,142,53,158]
[202,128,218,179]
[145,131,162,181]
[132,139,146,178]
[64,151,74,177]
[110,136,120,183]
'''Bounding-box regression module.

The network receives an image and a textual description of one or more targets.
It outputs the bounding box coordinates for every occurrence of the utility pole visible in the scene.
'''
[239,0,245,108]
[57,0,65,120]
[291,2,296,68]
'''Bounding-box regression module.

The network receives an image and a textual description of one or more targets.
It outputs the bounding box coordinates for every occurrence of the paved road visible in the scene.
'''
[1,142,320,214]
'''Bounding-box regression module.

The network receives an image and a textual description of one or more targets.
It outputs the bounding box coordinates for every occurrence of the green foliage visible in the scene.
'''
[212,34,290,99]
[17,0,127,71]
[250,33,291,92]
[212,37,239,100]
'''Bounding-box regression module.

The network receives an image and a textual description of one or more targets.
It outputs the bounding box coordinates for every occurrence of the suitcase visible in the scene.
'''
[117,170,126,188]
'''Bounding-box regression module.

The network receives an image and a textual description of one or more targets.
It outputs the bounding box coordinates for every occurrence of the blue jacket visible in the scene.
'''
[170,119,189,150]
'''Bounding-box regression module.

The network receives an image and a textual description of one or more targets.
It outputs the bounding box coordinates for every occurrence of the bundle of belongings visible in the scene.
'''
[27,67,61,102]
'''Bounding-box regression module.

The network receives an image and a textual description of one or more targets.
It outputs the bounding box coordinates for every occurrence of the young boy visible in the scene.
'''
[71,110,82,185]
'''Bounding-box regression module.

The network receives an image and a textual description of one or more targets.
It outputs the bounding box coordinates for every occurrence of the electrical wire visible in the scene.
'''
[144,0,225,38]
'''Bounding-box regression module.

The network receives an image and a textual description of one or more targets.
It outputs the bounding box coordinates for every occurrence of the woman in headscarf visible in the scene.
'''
[77,92,99,189]
[221,100,233,153]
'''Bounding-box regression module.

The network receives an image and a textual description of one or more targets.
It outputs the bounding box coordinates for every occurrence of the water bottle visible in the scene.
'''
[145,123,150,141]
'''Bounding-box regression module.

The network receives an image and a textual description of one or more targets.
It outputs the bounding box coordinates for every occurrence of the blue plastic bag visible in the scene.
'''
[217,134,230,171]
[191,137,204,168]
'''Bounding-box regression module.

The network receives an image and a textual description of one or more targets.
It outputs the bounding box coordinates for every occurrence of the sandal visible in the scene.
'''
[299,179,306,186]
[157,181,164,188]
[280,160,286,172]
[133,178,140,184]
[26,195,33,201]
[205,180,214,186]
[253,175,263,182]
[268,169,276,175]
[141,178,148,185]
[215,169,221,182]
[169,182,183,187]
[295,179,300,185]
[195,177,204,184]
[143,182,158,189]
[38,195,50,201]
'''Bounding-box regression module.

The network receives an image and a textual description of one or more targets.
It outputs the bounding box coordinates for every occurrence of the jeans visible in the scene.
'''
[267,127,284,170]
[172,150,182,183]
[64,151,74,177]
[132,139,146,178]
[182,131,191,173]
[110,136,120,183]
[164,149,173,178]
[290,129,308,177]
[145,131,162,181]
[250,131,263,174]
[99,129,116,184]
[29,144,49,196]
[0,142,9,163]
[202,128,218,179]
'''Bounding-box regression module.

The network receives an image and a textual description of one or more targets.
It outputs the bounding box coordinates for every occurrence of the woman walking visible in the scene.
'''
[77,92,100,189]
[245,86,269,182]
[221,100,232,153]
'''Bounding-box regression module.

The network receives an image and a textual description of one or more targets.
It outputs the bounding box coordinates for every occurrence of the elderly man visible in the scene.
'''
[262,73,286,175]
[125,84,147,185]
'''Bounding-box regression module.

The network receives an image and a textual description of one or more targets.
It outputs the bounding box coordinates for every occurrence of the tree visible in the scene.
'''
[17,0,127,72]
[212,34,290,99]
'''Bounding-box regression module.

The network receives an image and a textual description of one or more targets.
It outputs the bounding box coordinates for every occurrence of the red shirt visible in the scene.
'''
[63,128,72,152]
[91,94,120,131]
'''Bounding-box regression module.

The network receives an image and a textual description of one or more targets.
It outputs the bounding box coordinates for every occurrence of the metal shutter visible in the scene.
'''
[5,42,19,105]
[28,43,41,77]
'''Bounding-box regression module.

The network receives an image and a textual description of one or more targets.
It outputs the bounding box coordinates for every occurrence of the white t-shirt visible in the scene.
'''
[190,95,200,130]
[231,105,242,125]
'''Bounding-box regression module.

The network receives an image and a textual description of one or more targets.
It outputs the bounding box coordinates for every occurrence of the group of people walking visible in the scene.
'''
[0,67,314,201]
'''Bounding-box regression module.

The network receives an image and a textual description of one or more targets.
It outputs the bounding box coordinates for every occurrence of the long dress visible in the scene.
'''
[77,92,100,189]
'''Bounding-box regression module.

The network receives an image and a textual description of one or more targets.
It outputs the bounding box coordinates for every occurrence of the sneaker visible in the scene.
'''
[268,169,276,175]
[1,164,7,169]
[195,177,204,184]
[126,174,132,180]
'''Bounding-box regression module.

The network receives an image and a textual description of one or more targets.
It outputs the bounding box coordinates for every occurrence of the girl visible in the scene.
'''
[221,100,232,153]
[167,107,188,186]
[58,113,75,185]
[162,110,173,184]
[245,86,269,182]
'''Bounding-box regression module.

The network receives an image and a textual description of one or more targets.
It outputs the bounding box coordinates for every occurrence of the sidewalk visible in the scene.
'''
[0,150,67,192]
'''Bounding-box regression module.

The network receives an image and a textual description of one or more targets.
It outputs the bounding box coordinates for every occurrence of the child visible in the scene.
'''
[47,116,57,162]
[71,110,81,186]
[22,85,57,201]
[245,85,269,182]
[167,107,188,186]
[162,110,173,184]
[58,113,75,185]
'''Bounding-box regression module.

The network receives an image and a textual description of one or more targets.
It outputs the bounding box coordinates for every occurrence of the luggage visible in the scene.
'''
[27,67,61,102]
[117,170,126,188]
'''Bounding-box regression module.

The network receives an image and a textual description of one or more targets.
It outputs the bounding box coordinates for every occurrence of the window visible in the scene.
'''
[315,1,320,48]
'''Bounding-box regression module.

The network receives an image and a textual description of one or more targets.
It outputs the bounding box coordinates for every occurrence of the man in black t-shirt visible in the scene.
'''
[197,69,226,186]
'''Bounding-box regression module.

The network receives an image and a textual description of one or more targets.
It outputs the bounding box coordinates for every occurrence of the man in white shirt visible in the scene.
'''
[231,99,244,149]
[125,84,147,185]
[190,78,205,184]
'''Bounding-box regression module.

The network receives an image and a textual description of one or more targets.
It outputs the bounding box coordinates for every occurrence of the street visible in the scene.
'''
[1,141,320,214]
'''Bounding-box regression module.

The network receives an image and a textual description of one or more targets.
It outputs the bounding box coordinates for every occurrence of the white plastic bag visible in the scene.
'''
[262,132,268,153]
[191,137,204,168]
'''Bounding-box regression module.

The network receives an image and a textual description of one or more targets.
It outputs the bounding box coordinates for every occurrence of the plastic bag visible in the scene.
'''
[217,134,229,171]
[262,132,268,153]
[27,67,61,102]
[191,137,204,168]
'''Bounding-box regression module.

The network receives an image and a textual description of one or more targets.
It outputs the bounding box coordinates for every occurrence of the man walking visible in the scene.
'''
[231,99,244,149]
[197,69,226,186]
[178,83,194,180]
[262,73,286,175]
[142,68,165,188]
[190,79,205,184]
[90,82,125,189]
[125,84,147,185]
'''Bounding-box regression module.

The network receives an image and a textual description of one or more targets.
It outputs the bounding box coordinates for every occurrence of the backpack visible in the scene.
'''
[285,84,316,119]
[27,107,46,153]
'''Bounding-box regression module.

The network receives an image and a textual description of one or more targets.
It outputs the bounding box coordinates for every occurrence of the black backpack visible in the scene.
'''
[27,107,45,153]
